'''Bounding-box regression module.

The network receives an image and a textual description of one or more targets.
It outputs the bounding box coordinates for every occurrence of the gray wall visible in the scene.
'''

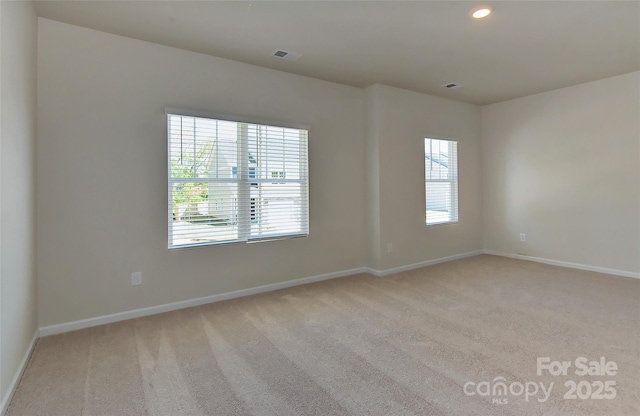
[37,18,367,327]
[366,84,484,271]
[0,0,38,407]
[34,17,640,333]
[482,72,640,274]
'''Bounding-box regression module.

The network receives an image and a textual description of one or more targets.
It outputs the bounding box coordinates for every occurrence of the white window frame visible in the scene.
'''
[425,137,459,226]
[166,108,309,249]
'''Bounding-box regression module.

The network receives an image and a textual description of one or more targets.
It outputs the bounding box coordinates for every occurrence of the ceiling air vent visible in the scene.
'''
[442,83,462,89]
[271,49,302,62]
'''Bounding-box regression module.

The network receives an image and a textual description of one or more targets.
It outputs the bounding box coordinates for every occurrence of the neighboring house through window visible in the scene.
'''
[167,112,309,248]
[425,138,458,225]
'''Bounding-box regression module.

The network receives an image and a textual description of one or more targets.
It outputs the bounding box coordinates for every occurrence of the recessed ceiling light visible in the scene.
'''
[471,6,493,19]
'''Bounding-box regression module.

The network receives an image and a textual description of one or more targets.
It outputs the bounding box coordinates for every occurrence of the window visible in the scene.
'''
[425,138,458,225]
[167,112,309,248]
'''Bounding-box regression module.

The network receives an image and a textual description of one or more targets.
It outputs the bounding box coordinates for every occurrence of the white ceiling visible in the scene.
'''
[34,0,640,105]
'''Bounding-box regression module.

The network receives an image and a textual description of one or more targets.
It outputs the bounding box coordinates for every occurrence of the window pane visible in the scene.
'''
[250,183,307,239]
[168,113,309,248]
[170,181,240,246]
[248,125,305,180]
[169,116,238,180]
[425,138,458,225]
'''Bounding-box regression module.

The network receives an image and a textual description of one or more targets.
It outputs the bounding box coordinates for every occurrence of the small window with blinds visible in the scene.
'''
[167,112,309,248]
[425,138,458,226]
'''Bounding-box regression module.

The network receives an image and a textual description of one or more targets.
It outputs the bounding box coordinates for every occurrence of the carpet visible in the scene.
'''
[7,255,640,415]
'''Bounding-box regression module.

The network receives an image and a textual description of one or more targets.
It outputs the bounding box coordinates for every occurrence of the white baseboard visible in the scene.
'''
[365,250,484,277]
[38,250,638,338]
[39,250,485,337]
[39,266,369,337]
[483,250,640,280]
[1,331,38,416]
[40,249,487,337]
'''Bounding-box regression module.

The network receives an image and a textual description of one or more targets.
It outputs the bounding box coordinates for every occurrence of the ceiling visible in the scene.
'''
[34,0,640,105]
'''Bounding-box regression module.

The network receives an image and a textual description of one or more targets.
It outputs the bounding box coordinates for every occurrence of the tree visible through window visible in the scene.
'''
[168,113,309,248]
[425,138,458,225]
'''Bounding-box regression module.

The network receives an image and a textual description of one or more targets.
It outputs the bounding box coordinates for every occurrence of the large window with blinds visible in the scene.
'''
[167,112,309,248]
[425,138,458,226]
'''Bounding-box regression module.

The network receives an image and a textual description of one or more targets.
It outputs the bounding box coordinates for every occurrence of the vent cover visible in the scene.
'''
[442,83,462,89]
[271,49,302,61]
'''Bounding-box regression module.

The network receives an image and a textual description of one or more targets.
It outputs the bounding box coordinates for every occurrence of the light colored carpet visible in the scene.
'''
[7,255,640,415]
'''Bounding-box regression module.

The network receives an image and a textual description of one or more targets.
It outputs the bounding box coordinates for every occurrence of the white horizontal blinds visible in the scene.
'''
[168,115,241,247]
[168,113,309,248]
[425,138,458,225]
[247,125,308,241]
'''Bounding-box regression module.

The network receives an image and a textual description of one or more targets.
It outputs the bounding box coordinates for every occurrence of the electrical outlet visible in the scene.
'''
[387,243,393,253]
[519,233,526,242]
[131,271,142,286]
